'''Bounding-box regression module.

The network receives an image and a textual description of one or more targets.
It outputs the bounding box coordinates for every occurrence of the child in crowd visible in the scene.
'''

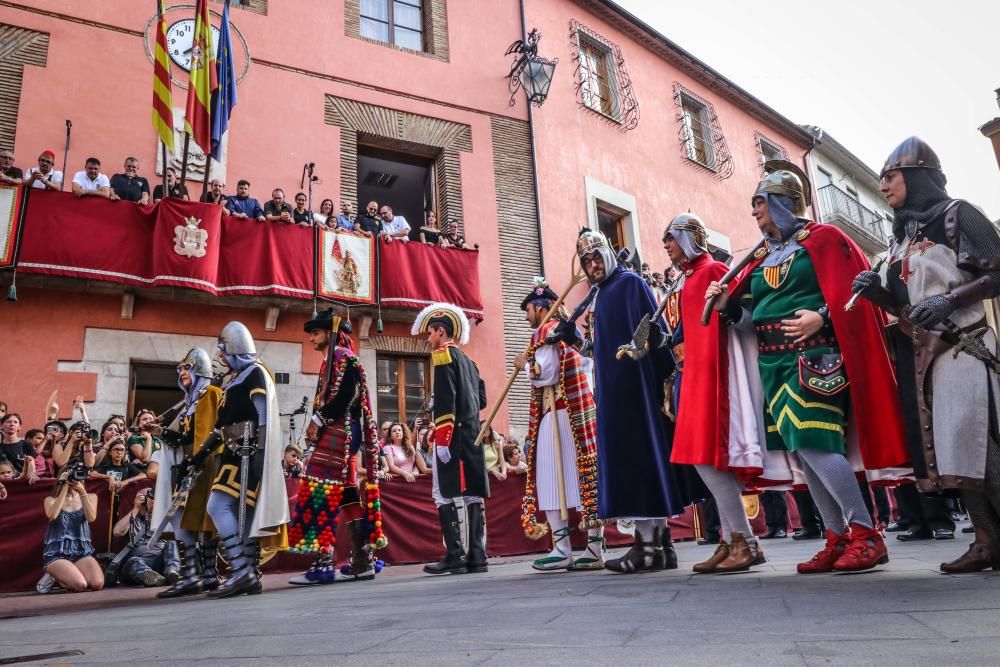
[284,444,304,478]
[503,441,528,475]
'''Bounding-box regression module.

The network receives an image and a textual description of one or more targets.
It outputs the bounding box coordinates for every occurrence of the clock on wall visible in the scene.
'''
[143,3,251,88]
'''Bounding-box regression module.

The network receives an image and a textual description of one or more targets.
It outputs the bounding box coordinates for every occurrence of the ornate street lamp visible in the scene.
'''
[505,29,558,107]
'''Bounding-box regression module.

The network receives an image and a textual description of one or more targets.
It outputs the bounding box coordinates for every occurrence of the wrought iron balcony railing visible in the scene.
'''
[817,184,887,249]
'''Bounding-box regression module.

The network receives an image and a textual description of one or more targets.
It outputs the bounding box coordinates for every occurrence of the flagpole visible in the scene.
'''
[201,154,212,199]
[179,133,191,188]
[161,141,168,200]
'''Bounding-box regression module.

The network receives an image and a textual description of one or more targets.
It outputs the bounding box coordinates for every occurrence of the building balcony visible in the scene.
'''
[6,190,483,325]
[816,184,888,255]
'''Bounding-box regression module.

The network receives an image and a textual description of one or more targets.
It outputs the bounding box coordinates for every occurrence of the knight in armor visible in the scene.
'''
[551,229,704,574]
[287,310,384,585]
[706,161,908,574]
[651,214,767,573]
[153,348,223,598]
[412,303,490,575]
[187,321,289,597]
[853,137,1000,572]
[514,279,604,571]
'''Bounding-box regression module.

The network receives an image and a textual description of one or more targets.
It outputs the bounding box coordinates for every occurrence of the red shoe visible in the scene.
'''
[833,524,889,572]
[797,529,851,574]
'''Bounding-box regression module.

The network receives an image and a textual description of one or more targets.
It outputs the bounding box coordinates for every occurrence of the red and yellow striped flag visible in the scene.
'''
[183,0,218,153]
[152,0,174,152]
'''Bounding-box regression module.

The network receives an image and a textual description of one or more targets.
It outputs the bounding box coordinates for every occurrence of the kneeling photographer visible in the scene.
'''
[109,488,180,587]
[37,462,103,594]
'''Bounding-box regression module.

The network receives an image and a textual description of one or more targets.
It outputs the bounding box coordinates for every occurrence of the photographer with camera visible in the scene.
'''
[37,463,103,594]
[111,488,180,587]
[52,421,97,470]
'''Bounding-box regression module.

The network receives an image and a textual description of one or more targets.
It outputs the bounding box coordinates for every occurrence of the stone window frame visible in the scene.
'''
[569,20,639,131]
[672,82,734,180]
[345,0,450,62]
[754,131,788,167]
[324,95,471,237]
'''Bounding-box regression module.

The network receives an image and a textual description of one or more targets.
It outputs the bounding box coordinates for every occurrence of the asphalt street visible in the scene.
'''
[1,532,999,666]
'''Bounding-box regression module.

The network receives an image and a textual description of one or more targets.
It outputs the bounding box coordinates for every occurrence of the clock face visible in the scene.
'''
[165,19,222,72]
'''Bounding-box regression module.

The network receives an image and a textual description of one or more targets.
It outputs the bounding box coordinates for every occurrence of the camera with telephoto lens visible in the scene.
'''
[69,420,98,443]
[65,460,90,482]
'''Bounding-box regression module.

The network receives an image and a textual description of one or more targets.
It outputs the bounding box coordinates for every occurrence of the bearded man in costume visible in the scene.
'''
[154,348,223,598]
[853,137,1000,573]
[187,321,289,597]
[412,303,489,575]
[513,278,603,571]
[288,310,384,585]
[552,229,703,573]
[706,161,909,573]
[651,214,768,573]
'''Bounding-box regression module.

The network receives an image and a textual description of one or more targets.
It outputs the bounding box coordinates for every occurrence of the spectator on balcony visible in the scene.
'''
[313,198,334,227]
[109,157,151,205]
[419,210,445,246]
[26,150,63,191]
[0,149,22,185]
[264,188,294,224]
[227,180,265,222]
[356,200,382,237]
[72,158,111,199]
[332,201,356,231]
[291,192,313,227]
[379,205,410,243]
[200,178,227,206]
[440,219,466,249]
[152,168,190,203]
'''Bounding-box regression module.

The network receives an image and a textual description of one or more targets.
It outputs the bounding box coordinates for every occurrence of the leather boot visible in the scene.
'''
[797,529,851,574]
[207,533,260,598]
[692,540,730,573]
[348,520,376,581]
[200,537,221,591]
[833,524,889,572]
[714,533,760,572]
[940,542,997,573]
[423,503,468,575]
[652,524,678,570]
[157,541,202,598]
[465,502,489,573]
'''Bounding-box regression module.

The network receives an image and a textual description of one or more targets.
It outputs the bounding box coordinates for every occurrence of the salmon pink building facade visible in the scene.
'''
[0,0,813,439]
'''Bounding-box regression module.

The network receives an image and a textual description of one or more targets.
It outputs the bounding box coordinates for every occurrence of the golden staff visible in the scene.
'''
[474,257,587,446]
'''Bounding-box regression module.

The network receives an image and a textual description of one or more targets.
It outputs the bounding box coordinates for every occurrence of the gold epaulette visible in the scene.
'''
[794,228,811,241]
[431,347,453,366]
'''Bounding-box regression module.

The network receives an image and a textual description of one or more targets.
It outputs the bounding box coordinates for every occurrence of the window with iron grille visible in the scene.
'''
[754,132,788,165]
[672,83,733,179]
[360,0,424,52]
[569,20,639,130]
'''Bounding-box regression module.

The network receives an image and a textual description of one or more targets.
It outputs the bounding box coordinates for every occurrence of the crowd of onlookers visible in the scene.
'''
[0,149,470,248]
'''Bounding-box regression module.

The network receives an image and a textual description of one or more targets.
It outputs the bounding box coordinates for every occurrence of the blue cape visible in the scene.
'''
[591,267,705,518]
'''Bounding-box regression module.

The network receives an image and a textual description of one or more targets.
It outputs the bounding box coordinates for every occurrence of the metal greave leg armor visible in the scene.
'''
[207,532,260,598]
[156,541,202,599]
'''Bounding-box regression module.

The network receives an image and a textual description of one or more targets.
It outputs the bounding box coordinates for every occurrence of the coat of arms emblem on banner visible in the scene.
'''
[173,216,208,258]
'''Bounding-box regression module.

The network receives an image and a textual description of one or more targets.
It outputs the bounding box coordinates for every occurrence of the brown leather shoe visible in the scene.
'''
[714,533,757,572]
[940,542,997,573]
[692,541,729,573]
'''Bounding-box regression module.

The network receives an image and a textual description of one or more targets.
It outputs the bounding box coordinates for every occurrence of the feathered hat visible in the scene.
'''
[520,276,559,311]
[411,302,470,345]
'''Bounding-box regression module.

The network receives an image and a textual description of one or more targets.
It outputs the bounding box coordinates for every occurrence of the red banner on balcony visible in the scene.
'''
[14,191,483,317]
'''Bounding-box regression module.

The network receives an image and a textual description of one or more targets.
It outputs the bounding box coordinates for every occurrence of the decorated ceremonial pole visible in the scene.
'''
[474,257,586,446]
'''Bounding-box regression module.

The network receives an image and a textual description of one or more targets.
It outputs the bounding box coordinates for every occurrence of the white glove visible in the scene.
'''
[435,445,452,464]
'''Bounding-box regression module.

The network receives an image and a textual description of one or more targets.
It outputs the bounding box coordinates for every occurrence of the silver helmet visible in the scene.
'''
[178,347,213,380]
[664,213,708,259]
[576,228,618,284]
[218,321,257,356]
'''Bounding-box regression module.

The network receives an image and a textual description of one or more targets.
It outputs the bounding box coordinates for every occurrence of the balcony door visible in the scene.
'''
[357,145,436,240]
[128,361,181,421]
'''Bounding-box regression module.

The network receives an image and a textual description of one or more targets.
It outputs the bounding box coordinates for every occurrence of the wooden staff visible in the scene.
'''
[700,239,767,325]
[545,387,569,521]
[474,258,586,446]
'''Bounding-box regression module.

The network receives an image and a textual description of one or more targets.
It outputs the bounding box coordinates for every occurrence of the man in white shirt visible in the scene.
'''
[379,205,410,243]
[25,150,63,191]
[71,157,111,198]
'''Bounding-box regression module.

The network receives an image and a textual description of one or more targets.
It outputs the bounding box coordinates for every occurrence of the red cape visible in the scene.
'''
[729,222,909,470]
[670,254,744,472]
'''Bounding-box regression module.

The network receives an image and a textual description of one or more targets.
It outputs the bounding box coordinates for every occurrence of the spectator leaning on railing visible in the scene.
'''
[25,150,63,191]
[152,167,190,203]
[334,201,356,231]
[356,201,382,237]
[379,205,410,243]
[264,187,295,224]
[0,149,23,185]
[200,178,227,206]
[71,158,111,199]
[314,198,334,227]
[109,157,150,205]
[292,192,313,227]
[226,179,265,221]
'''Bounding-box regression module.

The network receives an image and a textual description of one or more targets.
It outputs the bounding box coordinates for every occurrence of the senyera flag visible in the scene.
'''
[0,183,27,268]
[316,228,376,305]
[151,0,174,152]
[183,0,218,153]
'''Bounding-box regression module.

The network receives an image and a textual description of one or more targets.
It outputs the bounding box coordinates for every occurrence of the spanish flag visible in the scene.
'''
[183,0,218,153]
[151,0,173,152]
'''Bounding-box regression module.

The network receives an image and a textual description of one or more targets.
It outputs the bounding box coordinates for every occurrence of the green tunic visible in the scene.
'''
[747,248,848,454]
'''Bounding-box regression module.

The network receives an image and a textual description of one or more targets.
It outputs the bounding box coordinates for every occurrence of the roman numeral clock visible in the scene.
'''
[143,3,251,87]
